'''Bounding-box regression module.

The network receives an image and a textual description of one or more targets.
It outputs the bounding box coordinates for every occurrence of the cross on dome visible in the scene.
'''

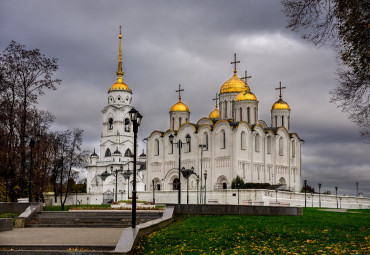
[230,53,240,74]
[241,70,252,84]
[176,84,184,99]
[213,93,219,107]
[275,82,286,99]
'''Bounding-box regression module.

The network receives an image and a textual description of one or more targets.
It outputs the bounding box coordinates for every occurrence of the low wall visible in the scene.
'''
[171,204,302,216]
[0,218,13,232]
[14,203,43,228]
[0,202,41,213]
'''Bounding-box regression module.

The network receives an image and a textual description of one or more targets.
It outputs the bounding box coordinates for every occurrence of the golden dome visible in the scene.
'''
[235,91,257,101]
[220,72,250,94]
[272,98,290,110]
[170,99,190,112]
[109,81,131,92]
[209,107,219,119]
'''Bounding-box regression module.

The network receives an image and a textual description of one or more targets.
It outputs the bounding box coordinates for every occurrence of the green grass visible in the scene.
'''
[0,212,21,225]
[135,208,370,254]
[348,209,370,214]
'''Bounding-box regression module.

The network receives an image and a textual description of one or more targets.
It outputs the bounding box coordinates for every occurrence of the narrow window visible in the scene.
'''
[255,133,260,152]
[179,118,182,127]
[220,130,226,149]
[241,132,246,150]
[247,107,250,123]
[240,107,242,121]
[232,101,235,119]
[124,149,132,157]
[205,133,209,151]
[267,136,272,154]
[255,108,257,123]
[108,118,114,130]
[105,148,111,157]
[188,135,191,152]
[124,118,130,132]
[225,102,228,119]
[292,141,295,157]
[173,178,179,190]
[275,115,278,127]
[155,139,160,156]
[172,118,174,130]
[279,137,284,156]
[282,116,284,127]
[222,183,227,189]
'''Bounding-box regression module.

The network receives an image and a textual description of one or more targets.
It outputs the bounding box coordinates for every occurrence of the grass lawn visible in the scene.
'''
[135,208,370,254]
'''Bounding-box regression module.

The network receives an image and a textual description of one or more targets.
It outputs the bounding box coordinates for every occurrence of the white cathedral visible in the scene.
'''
[86,28,303,203]
[146,55,303,193]
[86,28,146,201]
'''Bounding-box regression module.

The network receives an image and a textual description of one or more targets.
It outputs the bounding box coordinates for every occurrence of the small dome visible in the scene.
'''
[272,98,290,110]
[209,107,219,119]
[113,148,121,155]
[235,91,257,101]
[170,99,190,112]
[220,73,250,94]
[109,82,131,93]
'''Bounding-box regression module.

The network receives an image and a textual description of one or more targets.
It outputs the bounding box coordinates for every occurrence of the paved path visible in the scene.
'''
[0,228,123,246]
[318,209,348,213]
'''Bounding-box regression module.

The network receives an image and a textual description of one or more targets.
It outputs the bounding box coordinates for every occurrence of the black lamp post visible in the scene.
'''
[128,107,142,229]
[204,170,208,204]
[275,189,278,202]
[335,186,338,209]
[152,179,156,204]
[112,165,123,202]
[196,178,199,204]
[169,133,191,204]
[318,183,322,208]
[304,180,307,209]
[122,165,132,200]
[199,144,206,203]
[181,167,196,204]
[24,136,37,202]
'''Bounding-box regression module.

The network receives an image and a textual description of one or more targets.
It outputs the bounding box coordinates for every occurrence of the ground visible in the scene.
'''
[135,208,370,254]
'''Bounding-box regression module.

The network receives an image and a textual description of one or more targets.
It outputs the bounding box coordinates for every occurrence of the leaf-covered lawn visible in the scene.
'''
[135,208,370,254]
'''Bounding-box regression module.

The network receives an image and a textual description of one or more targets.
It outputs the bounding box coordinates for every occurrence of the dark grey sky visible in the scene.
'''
[1,0,369,196]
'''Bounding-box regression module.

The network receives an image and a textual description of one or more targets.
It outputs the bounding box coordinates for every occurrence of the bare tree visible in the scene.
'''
[282,0,370,141]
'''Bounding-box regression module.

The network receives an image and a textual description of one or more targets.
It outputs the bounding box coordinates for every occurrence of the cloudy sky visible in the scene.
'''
[1,0,369,196]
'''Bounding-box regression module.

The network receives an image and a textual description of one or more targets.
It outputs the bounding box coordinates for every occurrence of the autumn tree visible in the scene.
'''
[282,0,370,141]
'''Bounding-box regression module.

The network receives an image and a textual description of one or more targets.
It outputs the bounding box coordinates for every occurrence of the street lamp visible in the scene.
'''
[24,135,39,202]
[196,178,199,204]
[128,107,142,229]
[111,165,123,202]
[275,189,278,202]
[318,183,322,208]
[304,180,307,209]
[335,186,338,209]
[199,144,206,203]
[311,192,314,207]
[181,167,196,204]
[204,170,208,204]
[152,179,156,204]
[169,133,191,204]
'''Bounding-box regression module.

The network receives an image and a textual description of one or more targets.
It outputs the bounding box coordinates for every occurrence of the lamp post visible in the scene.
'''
[237,183,240,205]
[204,170,208,204]
[339,196,342,209]
[318,183,322,208]
[152,179,156,204]
[112,165,123,202]
[128,107,142,229]
[199,144,206,203]
[311,192,314,207]
[335,186,338,209]
[180,167,197,205]
[169,133,191,204]
[304,180,307,209]
[196,178,199,204]
[275,189,278,202]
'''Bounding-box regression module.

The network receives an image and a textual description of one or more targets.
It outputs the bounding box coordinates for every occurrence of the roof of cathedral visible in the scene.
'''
[208,106,219,119]
[272,98,290,110]
[109,26,132,93]
[235,90,257,101]
[170,98,190,112]
[220,72,250,94]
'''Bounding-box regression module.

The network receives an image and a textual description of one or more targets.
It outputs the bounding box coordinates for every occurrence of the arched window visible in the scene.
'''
[292,140,295,157]
[179,118,182,127]
[232,101,235,119]
[225,102,228,118]
[105,148,111,157]
[267,136,272,154]
[124,118,130,132]
[185,118,188,123]
[240,107,242,121]
[124,149,132,157]
[279,137,284,156]
[255,133,260,152]
[157,184,161,191]
[275,115,278,127]
[172,118,174,130]
[241,131,246,150]
[187,134,191,152]
[169,137,173,154]
[108,118,114,130]
[222,183,227,189]
[282,116,284,127]
[204,133,209,151]
[155,139,160,156]
[173,178,179,190]
[288,116,290,130]
[247,107,250,123]
[220,130,226,149]
[255,108,257,123]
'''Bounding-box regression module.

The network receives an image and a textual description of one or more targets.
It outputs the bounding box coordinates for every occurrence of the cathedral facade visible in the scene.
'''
[146,55,303,194]
[86,28,146,201]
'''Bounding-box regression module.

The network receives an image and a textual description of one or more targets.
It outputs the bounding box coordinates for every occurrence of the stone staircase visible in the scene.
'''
[27,211,163,228]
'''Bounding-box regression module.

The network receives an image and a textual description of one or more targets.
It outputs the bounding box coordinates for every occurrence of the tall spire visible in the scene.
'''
[116,25,124,84]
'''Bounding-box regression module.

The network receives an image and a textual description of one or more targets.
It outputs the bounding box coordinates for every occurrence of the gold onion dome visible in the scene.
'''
[209,107,219,119]
[235,90,257,101]
[272,98,290,110]
[220,72,250,94]
[109,26,131,93]
[170,99,190,112]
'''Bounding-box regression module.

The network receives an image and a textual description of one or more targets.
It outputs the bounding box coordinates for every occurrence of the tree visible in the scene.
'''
[282,0,370,141]
[231,176,245,189]
[0,41,61,194]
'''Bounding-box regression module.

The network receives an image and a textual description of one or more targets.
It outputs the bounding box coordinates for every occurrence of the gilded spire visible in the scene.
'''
[116,25,124,83]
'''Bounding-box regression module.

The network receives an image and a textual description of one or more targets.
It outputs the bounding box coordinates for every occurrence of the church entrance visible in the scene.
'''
[173,178,179,190]
[103,190,113,204]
